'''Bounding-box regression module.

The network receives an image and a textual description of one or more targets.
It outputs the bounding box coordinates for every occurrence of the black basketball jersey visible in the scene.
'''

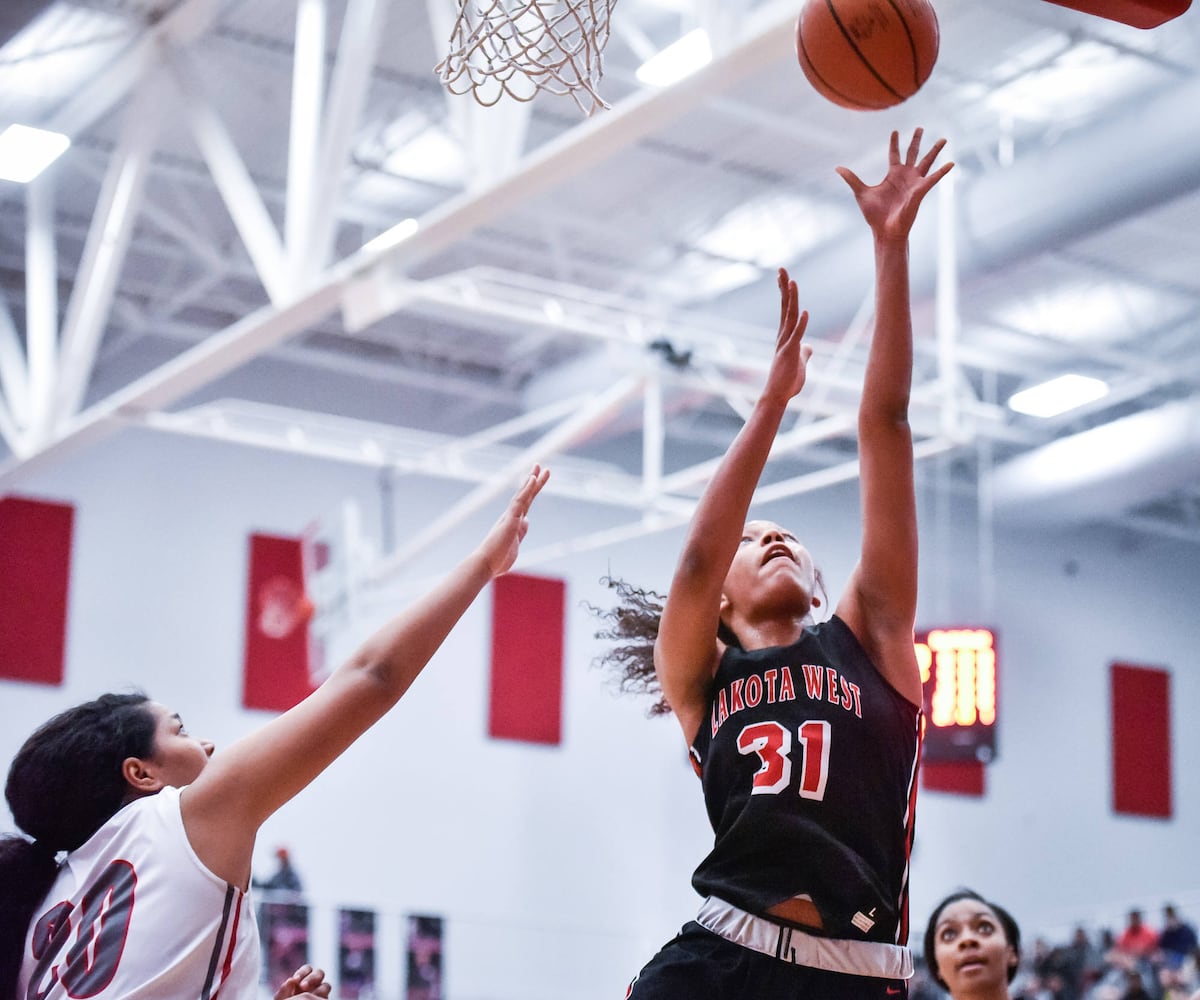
[689,615,922,945]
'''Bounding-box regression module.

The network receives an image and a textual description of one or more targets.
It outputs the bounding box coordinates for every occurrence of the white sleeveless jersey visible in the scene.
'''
[18,786,261,1000]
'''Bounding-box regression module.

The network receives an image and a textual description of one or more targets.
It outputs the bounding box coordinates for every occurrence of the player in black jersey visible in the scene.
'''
[594,129,952,999]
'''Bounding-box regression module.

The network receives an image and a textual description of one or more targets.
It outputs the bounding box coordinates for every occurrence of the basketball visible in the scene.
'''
[796,0,940,111]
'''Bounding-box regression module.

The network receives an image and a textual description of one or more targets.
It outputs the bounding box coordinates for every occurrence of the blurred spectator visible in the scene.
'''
[1061,926,1107,1000]
[1160,905,1199,972]
[256,846,304,893]
[254,847,309,989]
[1116,910,1159,962]
[1119,967,1153,1000]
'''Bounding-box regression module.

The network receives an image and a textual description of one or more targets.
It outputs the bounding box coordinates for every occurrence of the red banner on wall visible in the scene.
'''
[1111,662,1172,818]
[243,533,316,711]
[0,495,74,686]
[489,573,565,745]
[922,760,985,797]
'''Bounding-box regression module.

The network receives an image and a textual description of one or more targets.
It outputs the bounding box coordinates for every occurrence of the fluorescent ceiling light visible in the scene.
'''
[0,125,70,183]
[637,29,711,87]
[984,40,1144,124]
[996,279,1173,344]
[382,127,464,186]
[698,194,849,266]
[362,218,418,253]
[1008,374,1109,418]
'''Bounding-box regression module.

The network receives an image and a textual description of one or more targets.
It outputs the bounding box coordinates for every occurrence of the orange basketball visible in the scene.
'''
[796,0,939,111]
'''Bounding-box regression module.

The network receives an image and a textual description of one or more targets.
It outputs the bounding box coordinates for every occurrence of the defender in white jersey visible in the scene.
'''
[593,132,951,998]
[20,787,259,1000]
[1,467,549,1000]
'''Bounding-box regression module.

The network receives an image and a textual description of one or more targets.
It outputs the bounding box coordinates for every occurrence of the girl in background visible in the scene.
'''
[924,890,1022,1000]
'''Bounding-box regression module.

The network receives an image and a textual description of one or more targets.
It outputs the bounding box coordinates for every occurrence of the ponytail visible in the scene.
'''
[0,837,61,1000]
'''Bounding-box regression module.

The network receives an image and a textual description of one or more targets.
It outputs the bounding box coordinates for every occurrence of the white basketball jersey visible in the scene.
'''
[18,786,261,1000]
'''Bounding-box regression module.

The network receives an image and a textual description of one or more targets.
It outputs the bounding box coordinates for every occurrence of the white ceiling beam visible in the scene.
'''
[0,297,29,433]
[366,372,648,582]
[44,0,223,137]
[517,512,693,570]
[936,170,963,439]
[167,50,289,305]
[285,0,326,292]
[753,436,957,506]
[643,371,664,499]
[658,410,859,495]
[0,280,345,493]
[307,0,392,275]
[53,87,165,427]
[0,391,23,456]
[436,394,590,462]
[25,172,58,442]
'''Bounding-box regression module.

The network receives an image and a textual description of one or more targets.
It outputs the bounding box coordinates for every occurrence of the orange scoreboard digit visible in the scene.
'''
[915,627,998,763]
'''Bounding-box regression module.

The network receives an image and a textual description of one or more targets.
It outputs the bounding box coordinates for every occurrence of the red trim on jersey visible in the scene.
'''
[211,890,244,1000]
[896,713,923,945]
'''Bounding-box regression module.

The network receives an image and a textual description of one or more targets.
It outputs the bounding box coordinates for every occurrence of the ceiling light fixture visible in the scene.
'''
[0,124,70,183]
[362,218,419,254]
[636,29,712,87]
[1007,374,1110,418]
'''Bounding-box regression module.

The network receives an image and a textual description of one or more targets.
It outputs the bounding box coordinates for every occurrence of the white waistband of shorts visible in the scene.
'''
[696,896,913,980]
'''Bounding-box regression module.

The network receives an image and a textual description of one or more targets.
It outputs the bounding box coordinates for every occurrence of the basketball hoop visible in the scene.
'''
[434,0,618,116]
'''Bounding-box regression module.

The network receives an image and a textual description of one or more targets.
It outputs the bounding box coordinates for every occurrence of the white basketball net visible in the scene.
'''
[435,0,618,116]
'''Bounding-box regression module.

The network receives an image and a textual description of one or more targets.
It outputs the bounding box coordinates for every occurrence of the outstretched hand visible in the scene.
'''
[836,128,953,242]
[274,965,332,1000]
[761,268,813,407]
[479,465,550,578]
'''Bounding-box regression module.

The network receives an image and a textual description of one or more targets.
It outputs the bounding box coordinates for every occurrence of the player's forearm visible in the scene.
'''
[861,237,915,427]
[344,549,494,696]
[677,394,788,574]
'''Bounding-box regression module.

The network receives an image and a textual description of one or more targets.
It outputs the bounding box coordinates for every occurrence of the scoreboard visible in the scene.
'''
[915,627,998,763]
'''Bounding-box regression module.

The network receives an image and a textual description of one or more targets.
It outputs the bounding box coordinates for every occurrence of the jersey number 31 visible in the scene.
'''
[737,720,831,800]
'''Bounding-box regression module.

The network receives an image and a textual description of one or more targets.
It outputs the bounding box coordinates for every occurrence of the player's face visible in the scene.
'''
[722,520,816,619]
[932,899,1016,997]
[145,702,215,788]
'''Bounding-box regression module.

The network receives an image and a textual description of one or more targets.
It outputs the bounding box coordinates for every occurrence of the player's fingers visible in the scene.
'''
[918,161,955,196]
[904,127,922,164]
[916,137,947,175]
[835,166,865,197]
[777,269,791,332]
[780,279,799,338]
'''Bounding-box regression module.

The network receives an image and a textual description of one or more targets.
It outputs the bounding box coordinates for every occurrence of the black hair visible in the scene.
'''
[1,692,156,1000]
[923,889,1022,990]
[586,576,672,716]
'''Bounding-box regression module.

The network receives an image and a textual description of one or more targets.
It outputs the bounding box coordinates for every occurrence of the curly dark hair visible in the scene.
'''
[586,576,673,716]
[587,571,827,717]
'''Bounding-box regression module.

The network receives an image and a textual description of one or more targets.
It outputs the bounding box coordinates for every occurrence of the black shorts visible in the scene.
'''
[625,922,909,1000]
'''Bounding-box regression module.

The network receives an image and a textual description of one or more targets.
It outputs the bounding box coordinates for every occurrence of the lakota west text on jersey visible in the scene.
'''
[711,663,863,737]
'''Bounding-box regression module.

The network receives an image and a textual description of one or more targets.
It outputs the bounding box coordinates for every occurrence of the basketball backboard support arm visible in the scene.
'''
[1040,0,1191,28]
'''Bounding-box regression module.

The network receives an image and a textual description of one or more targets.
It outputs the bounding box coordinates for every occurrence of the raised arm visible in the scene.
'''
[833,129,952,706]
[655,273,811,745]
[182,466,550,886]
